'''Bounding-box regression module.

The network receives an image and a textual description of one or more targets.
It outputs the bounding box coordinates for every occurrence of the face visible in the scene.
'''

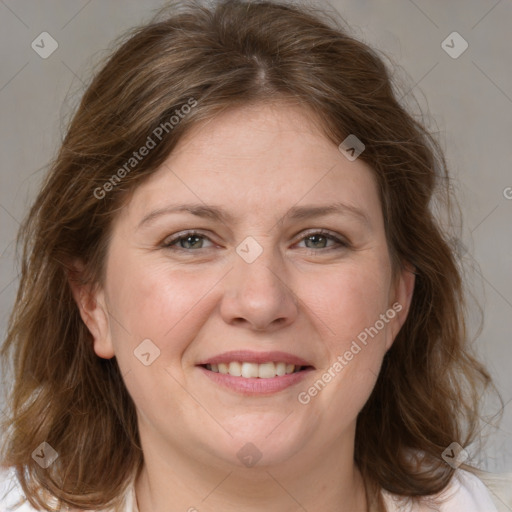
[77,101,414,472]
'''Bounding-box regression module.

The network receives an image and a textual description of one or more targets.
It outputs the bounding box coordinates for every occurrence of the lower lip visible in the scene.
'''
[197,366,314,395]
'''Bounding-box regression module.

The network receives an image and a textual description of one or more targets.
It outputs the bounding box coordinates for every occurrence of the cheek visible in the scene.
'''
[312,260,396,398]
[303,257,395,409]
[105,253,217,358]
[300,266,393,420]
[310,257,393,342]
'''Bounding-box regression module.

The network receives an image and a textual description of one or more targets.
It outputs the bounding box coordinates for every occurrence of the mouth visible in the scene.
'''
[196,351,315,395]
[199,362,314,378]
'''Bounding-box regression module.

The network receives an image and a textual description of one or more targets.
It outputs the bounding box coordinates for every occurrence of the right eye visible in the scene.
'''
[161,231,215,251]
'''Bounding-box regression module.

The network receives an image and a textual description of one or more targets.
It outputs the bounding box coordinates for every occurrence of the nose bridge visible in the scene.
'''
[220,234,298,330]
[233,234,288,297]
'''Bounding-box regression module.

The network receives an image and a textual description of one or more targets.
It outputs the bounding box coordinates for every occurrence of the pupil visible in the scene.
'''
[307,235,326,248]
[184,235,201,249]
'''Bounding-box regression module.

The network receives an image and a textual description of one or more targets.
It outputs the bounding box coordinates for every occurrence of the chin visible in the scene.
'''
[204,426,309,469]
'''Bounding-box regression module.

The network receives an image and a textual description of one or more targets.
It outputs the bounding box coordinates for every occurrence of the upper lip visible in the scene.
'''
[197,350,314,368]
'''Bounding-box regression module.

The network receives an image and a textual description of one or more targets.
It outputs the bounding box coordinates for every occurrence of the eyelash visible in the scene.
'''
[161,229,350,253]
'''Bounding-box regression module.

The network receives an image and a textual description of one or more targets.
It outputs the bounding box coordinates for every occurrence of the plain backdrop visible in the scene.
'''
[1,0,511,474]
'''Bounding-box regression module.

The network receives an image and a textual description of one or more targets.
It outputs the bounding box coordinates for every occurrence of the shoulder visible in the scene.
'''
[462,466,512,512]
[381,467,512,512]
[0,465,135,512]
[0,466,37,511]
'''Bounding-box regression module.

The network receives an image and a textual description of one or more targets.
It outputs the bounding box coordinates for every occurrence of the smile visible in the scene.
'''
[204,361,304,378]
[198,363,314,395]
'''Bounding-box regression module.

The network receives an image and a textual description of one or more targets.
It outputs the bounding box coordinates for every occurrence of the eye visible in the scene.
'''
[162,231,214,250]
[295,230,349,251]
[161,229,350,253]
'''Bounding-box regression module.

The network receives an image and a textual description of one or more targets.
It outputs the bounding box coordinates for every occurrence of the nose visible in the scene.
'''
[219,242,299,332]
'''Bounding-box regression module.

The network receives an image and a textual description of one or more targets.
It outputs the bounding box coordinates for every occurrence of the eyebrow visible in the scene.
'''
[138,201,371,229]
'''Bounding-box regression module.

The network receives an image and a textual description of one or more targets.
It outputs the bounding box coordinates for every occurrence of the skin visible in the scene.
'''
[71,101,415,512]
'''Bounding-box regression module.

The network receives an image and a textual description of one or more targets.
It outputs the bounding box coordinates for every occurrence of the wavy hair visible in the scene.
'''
[0,0,502,510]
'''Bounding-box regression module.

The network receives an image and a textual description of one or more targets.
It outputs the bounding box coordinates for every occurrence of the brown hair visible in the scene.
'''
[0,0,502,510]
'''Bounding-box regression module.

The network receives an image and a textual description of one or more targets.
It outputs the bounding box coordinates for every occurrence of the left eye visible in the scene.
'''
[162,230,348,251]
[297,232,348,250]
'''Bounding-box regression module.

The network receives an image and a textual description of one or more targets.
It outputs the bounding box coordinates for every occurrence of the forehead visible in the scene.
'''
[117,102,382,230]
[171,101,336,165]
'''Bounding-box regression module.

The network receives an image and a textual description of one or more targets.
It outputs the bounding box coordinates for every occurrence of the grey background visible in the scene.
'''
[1,1,511,474]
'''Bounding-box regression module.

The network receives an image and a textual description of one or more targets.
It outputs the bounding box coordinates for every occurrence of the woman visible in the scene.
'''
[0,1,510,511]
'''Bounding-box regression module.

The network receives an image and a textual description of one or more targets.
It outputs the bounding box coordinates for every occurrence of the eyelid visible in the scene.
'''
[297,228,350,248]
[161,228,351,251]
[161,230,216,249]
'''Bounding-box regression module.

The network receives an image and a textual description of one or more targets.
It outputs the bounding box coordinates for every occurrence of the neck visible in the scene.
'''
[134,424,368,512]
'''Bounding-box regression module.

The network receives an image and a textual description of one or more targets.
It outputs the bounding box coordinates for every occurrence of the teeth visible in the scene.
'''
[241,362,259,378]
[276,362,286,376]
[258,362,276,379]
[205,362,300,378]
[228,361,242,376]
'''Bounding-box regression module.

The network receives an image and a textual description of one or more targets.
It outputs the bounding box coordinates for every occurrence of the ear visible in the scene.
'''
[384,262,416,351]
[67,260,115,359]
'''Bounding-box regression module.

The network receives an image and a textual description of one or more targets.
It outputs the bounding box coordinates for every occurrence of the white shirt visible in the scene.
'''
[0,465,510,511]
